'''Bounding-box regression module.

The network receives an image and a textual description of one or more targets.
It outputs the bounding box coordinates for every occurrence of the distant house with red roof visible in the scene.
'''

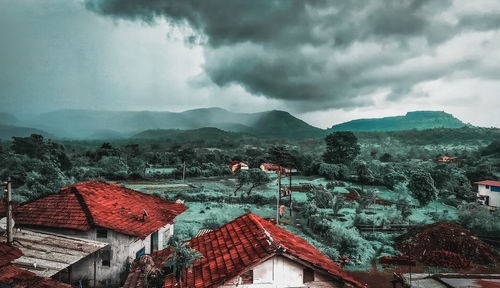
[475,180,500,208]
[0,242,71,288]
[228,160,249,174]
[13,180,187,287]
[259,163,284,174]
[438,156,454,162]
[124,213,365,288]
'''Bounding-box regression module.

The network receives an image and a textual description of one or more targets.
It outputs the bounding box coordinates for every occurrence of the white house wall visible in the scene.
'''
[222,255,342,288]
[478,184,500,207]
[20,223,174,287]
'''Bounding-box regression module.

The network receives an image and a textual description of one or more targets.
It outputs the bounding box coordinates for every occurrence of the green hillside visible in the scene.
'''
[330,111,468,132]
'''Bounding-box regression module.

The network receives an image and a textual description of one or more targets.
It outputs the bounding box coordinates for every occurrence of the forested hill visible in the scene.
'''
[329,111,468,132]
[23,108,324,140]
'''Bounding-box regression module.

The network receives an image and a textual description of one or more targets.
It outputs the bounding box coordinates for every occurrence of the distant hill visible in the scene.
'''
[132,127,253,142]
[0,124,52,140]
[26,108,324,139]
[329,111,468,132]
[0,112,19,126]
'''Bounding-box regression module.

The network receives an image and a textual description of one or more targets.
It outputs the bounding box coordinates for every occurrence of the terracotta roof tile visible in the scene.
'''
[0,243,23,267]
[124,213,364,288]
[14,180,187,239]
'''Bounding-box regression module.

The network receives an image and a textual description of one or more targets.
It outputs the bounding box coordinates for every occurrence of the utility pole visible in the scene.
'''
[3,177,13,244]
[277,169,281,225]
[182,161,186,183]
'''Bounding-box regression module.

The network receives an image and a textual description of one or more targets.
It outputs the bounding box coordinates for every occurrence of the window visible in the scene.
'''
[96,229,107,239]
[486,185,490,189]
[240,270,253,284]
[101,247,111,267]
[136,247,145,259]
[303,267,314,283]
[151,231,159,253]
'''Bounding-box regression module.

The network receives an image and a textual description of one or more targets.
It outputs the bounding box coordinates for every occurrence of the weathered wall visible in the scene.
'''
[478,184,500,207]
[21,223,174,287]
[222,255,341,288]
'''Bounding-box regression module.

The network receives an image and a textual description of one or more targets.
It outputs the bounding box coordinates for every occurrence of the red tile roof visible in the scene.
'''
[0,264,35,285]
[124,213,364,288]
[475,180,500,187]
[14,180,187,239]
[0,243,23,267]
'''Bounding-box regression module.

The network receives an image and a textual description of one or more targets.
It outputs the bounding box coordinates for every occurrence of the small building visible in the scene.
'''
[475,180,500,208]
[124,213,365,288]
[228,160,249,174]
[0,242,71,288]
[438,156,457,163]
[393,273,500,288]
[13,180,187,287]
[259,163,284,174]
[0,224,107,287]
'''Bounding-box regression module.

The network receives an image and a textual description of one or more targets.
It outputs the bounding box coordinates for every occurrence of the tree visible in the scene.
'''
[407,170,438,206]
[331,194,345,216]
[267,145,295,168]
[246,169,270,195]
[354,161,374,194]
[396,197,412,221]
[164,241,202,287]
[234,169,250,195]
[323,132,360,165]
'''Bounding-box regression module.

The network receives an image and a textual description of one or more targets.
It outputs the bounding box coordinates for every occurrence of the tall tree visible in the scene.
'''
[407,170,438,206]
[354,160,374,194]
[323,132,360,165]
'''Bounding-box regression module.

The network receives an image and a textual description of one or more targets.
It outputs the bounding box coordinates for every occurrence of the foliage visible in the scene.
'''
[318,163,348,180]
[407,170,438,206]
[164,241,202,285]
[457,203,500,236]
[323,131,360,165]
[353,160,374,193]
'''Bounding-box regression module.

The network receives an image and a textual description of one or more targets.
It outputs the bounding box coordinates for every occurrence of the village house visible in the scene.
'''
[12,180,187,287]
[228,160,249,174]
[0,223,107,287]
[0,242,71,288]
[259,163,284,174]
[476,180,500,208]
[124,213,365,288]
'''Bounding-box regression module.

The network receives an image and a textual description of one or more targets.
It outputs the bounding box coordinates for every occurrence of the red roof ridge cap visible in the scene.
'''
[247,213,282,251]
[70,186,95,227]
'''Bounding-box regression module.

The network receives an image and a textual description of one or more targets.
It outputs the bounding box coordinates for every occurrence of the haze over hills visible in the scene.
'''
[329,111,468,132]
[0,108,479,140]
[21,108,324,140]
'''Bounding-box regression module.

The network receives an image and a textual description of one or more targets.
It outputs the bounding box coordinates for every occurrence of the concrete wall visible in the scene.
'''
[221,255,343,288]
[478,184,500,207]
[22,223,174,287]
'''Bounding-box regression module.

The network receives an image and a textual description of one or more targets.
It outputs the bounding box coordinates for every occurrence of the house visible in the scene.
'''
[0,242,71,288]
[0,224,107,287]
[260,163,284,174]
[438,156,457,163]
[12,180,187,287]
[124,213,365,288]
[475,180,500,208]
[228,160,249,174]
[393,273,500,288]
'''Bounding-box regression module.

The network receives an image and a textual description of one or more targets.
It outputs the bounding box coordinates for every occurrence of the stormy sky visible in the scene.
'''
[1,0,500,128]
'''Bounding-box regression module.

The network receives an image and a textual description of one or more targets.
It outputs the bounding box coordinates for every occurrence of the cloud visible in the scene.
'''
[80,0,500,112]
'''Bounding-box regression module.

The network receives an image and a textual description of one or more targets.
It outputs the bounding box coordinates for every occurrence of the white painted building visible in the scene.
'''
[13,180,187,287]
[475,180,500,208]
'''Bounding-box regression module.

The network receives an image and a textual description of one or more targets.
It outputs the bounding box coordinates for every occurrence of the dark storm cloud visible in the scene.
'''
[85,0,500,112]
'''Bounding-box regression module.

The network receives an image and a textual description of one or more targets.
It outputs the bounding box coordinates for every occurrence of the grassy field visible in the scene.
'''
[121,175,459,271]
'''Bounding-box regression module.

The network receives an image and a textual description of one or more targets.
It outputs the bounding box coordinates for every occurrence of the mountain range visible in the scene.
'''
[0,108,470,140]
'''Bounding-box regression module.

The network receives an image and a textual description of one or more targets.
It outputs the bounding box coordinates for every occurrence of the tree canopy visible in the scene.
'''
[323,132,360,165]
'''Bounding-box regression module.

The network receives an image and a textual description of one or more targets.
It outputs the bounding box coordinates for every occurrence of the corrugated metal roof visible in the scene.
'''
[0,226,108,278]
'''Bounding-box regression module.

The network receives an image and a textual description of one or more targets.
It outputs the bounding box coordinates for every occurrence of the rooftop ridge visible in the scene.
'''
[70,186,95,227]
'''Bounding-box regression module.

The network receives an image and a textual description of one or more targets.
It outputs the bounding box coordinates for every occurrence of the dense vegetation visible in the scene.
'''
[1,126,500,269]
